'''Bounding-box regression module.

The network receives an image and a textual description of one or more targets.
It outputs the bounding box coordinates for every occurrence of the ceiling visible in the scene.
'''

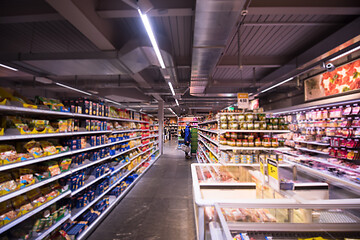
[0,0,359,116]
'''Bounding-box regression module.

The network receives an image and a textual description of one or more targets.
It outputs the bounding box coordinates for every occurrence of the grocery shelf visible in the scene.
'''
[295,140,330,146]
[71,172,111,196]
[199,132,219,146]
[308,157,360,175]
[198,119,218,125]
[141,141,155,147]
[0,191,70,234]
[71,156,112,173]
[296,146,329,155]
[284,159,360,192]
[218,129,290,134]
[141,129,150,132]
[0,136,141,172]
[199,139,220,160]
[141,135,154,140]
[178,121,198,123]
[0,171,72,203]
[198,128,219,134]
[111,161,132,176]
[30,214,71,240]
[219,145,291,151]
[112,129,142,134]
[76,153,160,240]
[149,129,159,132]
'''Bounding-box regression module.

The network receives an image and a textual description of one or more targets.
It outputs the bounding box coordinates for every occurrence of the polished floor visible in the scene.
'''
[87,140,196,240]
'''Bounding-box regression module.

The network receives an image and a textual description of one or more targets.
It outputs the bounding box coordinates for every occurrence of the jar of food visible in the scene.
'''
[240,122,247,130]
[266,124,273,130]
[236,139,242,147]
[242,139,249,147]
[238,114,245,122]
[262,138,271,147]
[228,115,236,121]
[258,113,266,121]
[255,138,262,147]
[220,138,227,145]
[260,122,267,130]
[225,132,231,138]
[220,122,228,129]
[271,118,279,125]
[245,113,254,122]
[254,121,260,130]
[247,121,254,130]
[248,140,254,147]
[228,139,236,146]
[229,121,238,130]
[278,139,285,147]
[231,132,238,139]
[220,115,227,122]
[248,134,255,141]
[279,118,285,124]
[271,138,279,147]
[273,124,279,130]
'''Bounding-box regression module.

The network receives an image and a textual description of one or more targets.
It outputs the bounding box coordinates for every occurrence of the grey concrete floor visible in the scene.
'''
[87,140,196,240]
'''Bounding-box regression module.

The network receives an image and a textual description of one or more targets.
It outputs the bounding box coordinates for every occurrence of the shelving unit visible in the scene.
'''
[295,146,329,155]
[0,103,161,239]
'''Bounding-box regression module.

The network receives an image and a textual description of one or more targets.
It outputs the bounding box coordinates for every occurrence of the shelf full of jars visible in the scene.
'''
[0,87,161,240]
[197,110,291,165]
[274,101,360,192]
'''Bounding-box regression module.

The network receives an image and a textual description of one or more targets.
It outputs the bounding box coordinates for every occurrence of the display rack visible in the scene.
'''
[0,103,161,239]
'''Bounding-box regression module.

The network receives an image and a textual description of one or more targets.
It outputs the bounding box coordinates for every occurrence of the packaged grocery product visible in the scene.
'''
[24,140,44,158]
[12,168,35,188]
[26,189,46,208]
[0,145,19,165]
[343,106,352,116]
[12,195,33,217]
[0,200,17,226]
[31,119,49,132]
[36,161,61,180]
[0,173,18,196]
[352,105,360,115]
[59,158,72,172]
[39,140,58,156]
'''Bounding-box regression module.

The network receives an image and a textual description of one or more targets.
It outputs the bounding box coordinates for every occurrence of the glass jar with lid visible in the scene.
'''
[238,114,245,122]
[254,121,260,130]
[245,113,254,122]
[220,122,228,129]
[247,121,254,130]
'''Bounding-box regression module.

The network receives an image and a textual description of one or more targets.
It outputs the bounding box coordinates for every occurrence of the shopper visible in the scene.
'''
[184,122,191,159]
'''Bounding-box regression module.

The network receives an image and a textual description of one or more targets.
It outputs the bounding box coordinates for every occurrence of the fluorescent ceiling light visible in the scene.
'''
[168,82,175,96]
[175,99,179,106]
[0,64,18,71]
[104,99,122,106]
[35,77,53,84]
[329,45,360,62]
[138,9,166,69]
[261,77,294,93]
[168,108,177,116]
[55,82,92,96]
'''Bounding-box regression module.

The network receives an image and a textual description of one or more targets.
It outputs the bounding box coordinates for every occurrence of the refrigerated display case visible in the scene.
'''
[191,163,360,240]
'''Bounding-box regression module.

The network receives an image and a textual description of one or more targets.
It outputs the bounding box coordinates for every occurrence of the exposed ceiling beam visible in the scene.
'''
[248,0,360,15]
[0,13,62,24]
[97,8,193,18]
[243,22,342,27]
[218,56,287,68]
[257,16,360,94]
[46,0,116,50]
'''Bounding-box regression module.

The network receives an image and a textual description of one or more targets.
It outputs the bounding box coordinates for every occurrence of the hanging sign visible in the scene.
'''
[267,158,280,191]
[237,93,249,109]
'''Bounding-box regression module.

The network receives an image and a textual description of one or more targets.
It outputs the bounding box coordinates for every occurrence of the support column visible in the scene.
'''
[158,100,164,155]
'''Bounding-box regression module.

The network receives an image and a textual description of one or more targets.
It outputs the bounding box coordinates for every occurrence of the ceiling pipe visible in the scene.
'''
[190,0,247,96]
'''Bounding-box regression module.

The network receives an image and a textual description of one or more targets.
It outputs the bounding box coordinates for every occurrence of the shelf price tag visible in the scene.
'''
[237,93,249,109]
[267,158,280,191]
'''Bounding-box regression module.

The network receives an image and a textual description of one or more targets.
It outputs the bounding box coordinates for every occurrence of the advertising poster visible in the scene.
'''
[305,59,360,101]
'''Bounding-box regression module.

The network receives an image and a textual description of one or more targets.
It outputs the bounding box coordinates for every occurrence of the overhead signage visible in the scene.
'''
[237,93,249,109]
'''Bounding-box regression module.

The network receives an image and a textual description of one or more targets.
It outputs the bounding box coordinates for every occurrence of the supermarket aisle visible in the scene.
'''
[87,140,196,240]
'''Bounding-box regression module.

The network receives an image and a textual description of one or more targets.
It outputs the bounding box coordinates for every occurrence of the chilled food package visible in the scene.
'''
[12,168,35,189]
[0,144,19,165]
[23,140,44,158]
[30,119,49,132]
[0,173,18,196]
[39,141,58,155]
[12,195,34,217]
[26,188,47,208]
[36,161,62,179]
[0,200,17,226]
[59,158,72,172]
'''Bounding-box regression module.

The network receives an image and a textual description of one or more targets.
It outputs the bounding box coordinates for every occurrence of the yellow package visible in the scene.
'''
[12,195,34,217]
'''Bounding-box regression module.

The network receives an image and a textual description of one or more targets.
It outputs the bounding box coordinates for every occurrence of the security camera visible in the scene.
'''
[322,62,335,72]
[241,10,248,16]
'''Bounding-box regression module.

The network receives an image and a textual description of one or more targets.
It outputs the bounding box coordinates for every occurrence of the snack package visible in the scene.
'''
[36,161,62,179]
[39,141,58,155]
[51,120,68,133]
[6,116,31,134]
[59,158,72,172]
[24,140,44,158]
[12,168,35,189]
[0,145,19,165]
[26,189,46,208]
[31,119,49,132]
[0,173,18,196]
[12,195,34,217]
[0,200,17,226]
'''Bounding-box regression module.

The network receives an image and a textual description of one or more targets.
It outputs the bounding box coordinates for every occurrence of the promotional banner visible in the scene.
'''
[305,59,360,101]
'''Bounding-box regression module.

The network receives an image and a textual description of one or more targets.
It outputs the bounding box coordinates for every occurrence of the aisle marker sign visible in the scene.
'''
[237,93,249,109]
[267,158,280,191]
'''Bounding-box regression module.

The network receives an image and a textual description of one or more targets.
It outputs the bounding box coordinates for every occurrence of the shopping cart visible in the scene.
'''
[181,143,191,159]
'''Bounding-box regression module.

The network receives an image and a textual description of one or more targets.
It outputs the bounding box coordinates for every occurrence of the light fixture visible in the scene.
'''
[329,45,360,62]
[168,108,177,116]
[55,82,92,96]
[168,82,175,96]
[138,9,166,69]
[35,77,53,84]
[175,99,179,106]
[260,77,294,93]
[0,64,18,71]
